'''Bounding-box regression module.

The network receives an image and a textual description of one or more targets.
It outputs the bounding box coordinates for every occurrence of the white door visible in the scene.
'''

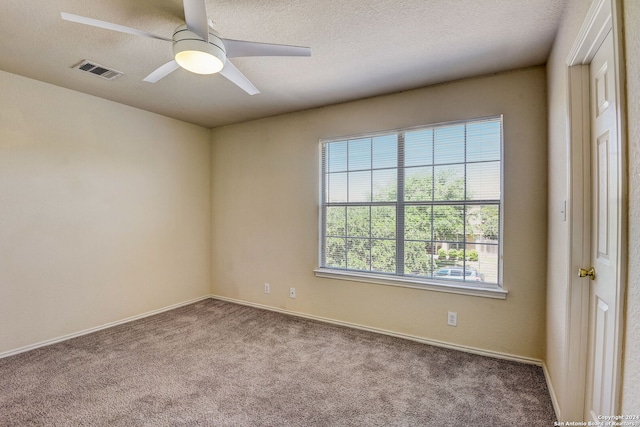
[584,29,621,420]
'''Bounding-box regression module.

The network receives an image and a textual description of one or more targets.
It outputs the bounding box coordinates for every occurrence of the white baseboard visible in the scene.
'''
[210,294,545,367]
[542,361,561,421]
[0,295,211,359]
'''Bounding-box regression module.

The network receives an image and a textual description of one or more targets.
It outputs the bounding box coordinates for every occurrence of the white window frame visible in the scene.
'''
[315,116,507,300]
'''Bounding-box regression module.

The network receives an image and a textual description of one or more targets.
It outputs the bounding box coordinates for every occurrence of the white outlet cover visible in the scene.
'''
[447,311,457,326]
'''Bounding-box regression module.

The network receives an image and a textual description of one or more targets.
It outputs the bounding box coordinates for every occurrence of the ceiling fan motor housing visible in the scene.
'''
[173,25,226,74]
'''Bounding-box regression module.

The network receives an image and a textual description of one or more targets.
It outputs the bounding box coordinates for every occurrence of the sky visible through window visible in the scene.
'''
[326,120,501,203]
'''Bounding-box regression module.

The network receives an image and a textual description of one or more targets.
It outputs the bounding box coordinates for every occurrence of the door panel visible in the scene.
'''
[596,133,610,260]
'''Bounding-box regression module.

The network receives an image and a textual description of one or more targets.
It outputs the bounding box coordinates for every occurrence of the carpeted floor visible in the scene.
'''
[0,299,557,426]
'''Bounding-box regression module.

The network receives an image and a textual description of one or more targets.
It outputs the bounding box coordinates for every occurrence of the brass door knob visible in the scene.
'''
[578,267,596,280]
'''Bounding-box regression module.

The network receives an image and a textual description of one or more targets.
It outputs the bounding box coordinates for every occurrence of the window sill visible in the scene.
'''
[314,268,508,300]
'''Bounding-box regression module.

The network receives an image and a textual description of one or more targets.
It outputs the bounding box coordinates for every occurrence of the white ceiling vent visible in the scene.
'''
[72,60,124,81]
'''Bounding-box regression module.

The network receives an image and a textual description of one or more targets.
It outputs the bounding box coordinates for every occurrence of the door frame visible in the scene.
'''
[565,0,627,420]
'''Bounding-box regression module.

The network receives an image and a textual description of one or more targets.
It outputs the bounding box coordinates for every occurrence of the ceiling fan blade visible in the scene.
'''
[61,12,172,42]
[222,39,311,58]
[143,60,181,83]
[183,0,209,41]
[219,60,259,95]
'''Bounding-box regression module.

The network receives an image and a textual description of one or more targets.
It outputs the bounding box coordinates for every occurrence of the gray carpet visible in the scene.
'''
[0,299,556,426]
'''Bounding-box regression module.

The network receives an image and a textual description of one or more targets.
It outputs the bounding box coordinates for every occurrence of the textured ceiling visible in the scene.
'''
[0,0,566,128]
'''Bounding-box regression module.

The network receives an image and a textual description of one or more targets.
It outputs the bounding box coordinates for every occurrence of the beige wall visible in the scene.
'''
[622,0,640,414]
[211,67,548,360]
[0,71,211,354]
[546,0,639,417]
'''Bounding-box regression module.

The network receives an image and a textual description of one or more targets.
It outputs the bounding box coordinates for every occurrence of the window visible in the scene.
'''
[318,116,503,293]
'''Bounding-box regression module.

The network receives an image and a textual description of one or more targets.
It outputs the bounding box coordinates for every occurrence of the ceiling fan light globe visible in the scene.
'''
[175,50,224,74]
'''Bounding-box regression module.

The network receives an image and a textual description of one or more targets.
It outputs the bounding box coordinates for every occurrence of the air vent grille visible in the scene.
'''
[72,60,124,81]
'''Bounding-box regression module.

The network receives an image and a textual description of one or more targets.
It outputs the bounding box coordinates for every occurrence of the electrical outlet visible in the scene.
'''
[289,287,296,299]
[264,283,270,294]
[447,311,458,327]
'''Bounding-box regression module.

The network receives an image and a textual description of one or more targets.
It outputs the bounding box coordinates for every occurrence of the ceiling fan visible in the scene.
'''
[61,0,311,95]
